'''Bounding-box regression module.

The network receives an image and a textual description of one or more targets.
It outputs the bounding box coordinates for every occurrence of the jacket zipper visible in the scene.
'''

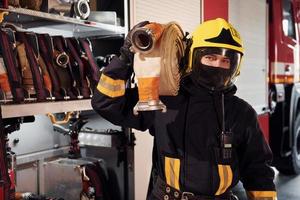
[183,96,190,188]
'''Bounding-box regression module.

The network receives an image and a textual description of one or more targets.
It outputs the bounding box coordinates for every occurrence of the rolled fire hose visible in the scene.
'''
[131,22,185,114]
[159,22,185,96]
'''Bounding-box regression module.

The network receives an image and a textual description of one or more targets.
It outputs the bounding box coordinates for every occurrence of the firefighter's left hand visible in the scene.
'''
[119,21,150,66]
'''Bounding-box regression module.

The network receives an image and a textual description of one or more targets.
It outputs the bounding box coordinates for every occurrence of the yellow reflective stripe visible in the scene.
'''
[164,156,180,190]
[246,191,277,200]
[270,75,294,84]
[97,74,125,97]
[215,165,233,195]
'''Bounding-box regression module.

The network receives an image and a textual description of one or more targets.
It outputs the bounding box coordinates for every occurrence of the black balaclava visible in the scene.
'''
[190,47,241,91]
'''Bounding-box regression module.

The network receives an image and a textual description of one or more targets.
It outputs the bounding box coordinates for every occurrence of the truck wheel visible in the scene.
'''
[275,114,300,175]
[291,114,300,174]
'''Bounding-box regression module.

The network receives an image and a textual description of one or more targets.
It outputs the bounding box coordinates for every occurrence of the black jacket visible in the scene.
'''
[91,57,277,199]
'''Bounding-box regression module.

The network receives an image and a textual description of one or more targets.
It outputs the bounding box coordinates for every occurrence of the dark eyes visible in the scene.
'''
[203,55,230,64]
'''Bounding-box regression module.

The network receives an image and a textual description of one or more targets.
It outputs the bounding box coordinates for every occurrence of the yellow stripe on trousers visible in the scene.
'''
[165,157,180,190]
[215,165,233,195]
[246,191,277,200]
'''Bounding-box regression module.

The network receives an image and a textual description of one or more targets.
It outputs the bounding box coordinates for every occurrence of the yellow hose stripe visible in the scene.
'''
[97,74,125,97]
[247,191,277,200]
[215,165,233,195]
[164,156,180,190]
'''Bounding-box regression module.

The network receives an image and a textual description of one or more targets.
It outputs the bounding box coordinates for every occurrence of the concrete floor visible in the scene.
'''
[233,169,300,200]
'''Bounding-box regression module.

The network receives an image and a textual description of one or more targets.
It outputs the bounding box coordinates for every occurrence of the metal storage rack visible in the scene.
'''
[1,99,92,118]
[0,6,125,38]
[0,4,134,200]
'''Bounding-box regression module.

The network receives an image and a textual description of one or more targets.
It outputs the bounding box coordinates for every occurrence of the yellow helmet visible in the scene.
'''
[187,18,244,73]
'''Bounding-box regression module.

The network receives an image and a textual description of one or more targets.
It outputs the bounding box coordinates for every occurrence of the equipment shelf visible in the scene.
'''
[1,99,92,118]
[0,6,125,38]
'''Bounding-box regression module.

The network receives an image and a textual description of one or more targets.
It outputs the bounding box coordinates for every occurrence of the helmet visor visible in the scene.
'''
[192,47,242,86]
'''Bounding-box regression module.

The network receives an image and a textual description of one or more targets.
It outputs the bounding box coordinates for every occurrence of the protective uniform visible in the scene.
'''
[92,18,277,200]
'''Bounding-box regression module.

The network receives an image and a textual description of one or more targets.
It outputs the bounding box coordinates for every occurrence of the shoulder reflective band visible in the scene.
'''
[246,191,277,200]
[215,164,233,195]
[97,73,125,98]
[164,156,180,190]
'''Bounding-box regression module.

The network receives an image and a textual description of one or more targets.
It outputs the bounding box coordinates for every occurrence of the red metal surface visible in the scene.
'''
[203,0,228,21]
[269,0,299,84]
[0,135,10,200]
[8,169,15,190]
[2,0,8,9]
[258,112,270,143]
[0,185,4,200]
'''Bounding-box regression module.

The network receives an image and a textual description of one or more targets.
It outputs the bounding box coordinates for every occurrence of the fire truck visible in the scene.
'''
[232,0,300,175]
[267,0,300,175]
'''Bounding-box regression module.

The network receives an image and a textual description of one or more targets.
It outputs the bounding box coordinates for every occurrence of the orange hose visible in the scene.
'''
[144,22,164,42]
[137,77,160,101]
[43,75,52,92]
[0,73,11,93]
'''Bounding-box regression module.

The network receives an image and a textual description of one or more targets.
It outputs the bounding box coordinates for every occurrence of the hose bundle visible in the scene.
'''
[131,21,185,114]
[158,22,185,95]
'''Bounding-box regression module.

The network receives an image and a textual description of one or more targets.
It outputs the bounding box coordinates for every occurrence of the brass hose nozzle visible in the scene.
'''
[54,50,69,68]
[131,22,164,54]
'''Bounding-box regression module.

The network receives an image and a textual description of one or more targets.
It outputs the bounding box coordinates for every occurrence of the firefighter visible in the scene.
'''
[92,18,277,200]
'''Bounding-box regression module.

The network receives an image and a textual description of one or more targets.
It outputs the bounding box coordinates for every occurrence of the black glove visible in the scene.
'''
[119,21,150,66]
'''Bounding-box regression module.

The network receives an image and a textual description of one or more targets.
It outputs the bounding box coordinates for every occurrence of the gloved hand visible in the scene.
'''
[119,21,150,66]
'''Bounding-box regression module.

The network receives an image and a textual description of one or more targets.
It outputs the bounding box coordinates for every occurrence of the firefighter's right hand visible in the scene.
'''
[119,21,150,66]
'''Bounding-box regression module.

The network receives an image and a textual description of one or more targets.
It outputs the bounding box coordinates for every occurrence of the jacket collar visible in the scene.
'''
[180,75,237,100]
